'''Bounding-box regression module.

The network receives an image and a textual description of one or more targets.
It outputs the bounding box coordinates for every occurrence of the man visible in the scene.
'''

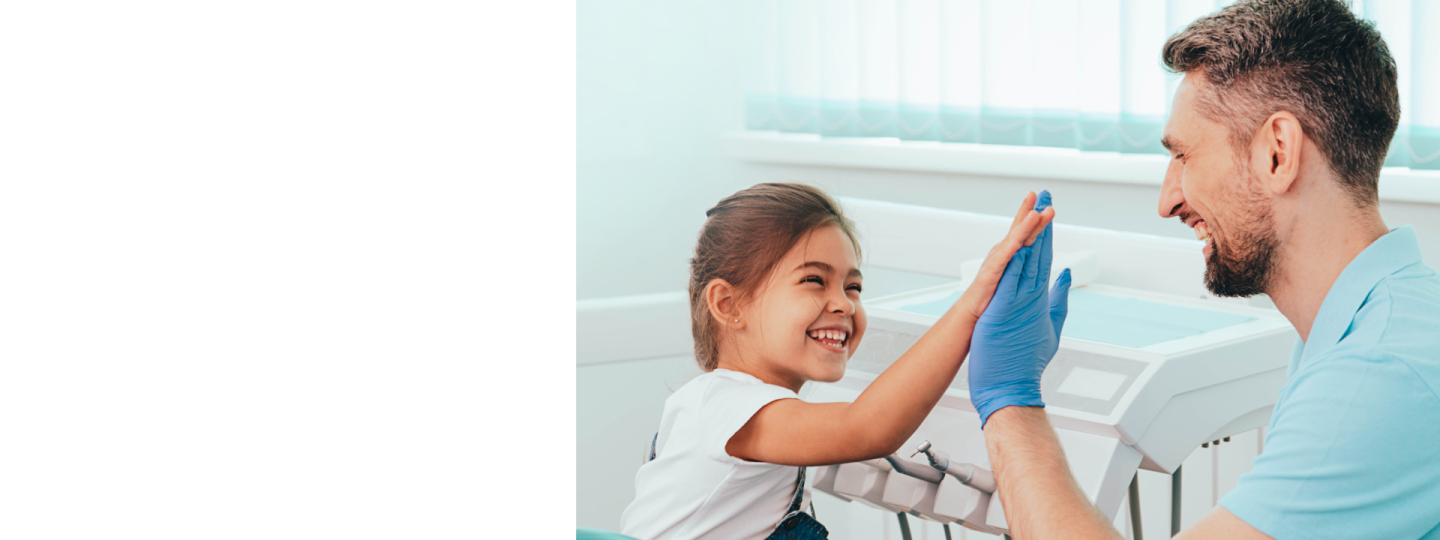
[967,1,1440,538]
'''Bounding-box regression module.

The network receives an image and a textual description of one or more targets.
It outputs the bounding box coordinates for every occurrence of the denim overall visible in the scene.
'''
[764,466,829,540]
[648,433,828,539]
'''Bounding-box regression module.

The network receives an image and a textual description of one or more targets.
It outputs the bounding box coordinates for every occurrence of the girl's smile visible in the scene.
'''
[806,325,850,353]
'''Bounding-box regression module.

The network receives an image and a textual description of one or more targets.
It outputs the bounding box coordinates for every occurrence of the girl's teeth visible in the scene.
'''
[808,330,849,346]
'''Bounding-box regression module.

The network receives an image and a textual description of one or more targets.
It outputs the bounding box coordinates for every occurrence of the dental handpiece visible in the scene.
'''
[912,440,997,494]
[883,454,946,484]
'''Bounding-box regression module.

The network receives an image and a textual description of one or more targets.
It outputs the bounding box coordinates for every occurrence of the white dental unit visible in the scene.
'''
[807,198,1297,537]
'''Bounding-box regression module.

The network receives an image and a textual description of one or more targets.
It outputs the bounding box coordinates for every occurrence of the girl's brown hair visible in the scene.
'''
[688,183,860,371]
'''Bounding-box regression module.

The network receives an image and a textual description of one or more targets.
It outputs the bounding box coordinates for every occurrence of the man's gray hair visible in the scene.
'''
[1162,0,1400,205]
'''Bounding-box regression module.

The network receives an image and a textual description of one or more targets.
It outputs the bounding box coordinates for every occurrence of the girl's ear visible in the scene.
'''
[705,278,742,328]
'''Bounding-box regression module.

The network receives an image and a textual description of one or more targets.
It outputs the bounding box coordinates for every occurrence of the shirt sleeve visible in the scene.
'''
[696,377,798,462]
[1219,353,1440,540]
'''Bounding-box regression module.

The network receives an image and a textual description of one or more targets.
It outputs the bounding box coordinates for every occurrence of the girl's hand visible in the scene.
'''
[957,191,1056,321]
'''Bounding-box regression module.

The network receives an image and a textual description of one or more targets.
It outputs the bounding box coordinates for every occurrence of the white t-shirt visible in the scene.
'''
[620,369,808,540]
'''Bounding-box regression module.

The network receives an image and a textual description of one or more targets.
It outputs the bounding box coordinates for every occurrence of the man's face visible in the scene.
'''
[1158,74,1279,297]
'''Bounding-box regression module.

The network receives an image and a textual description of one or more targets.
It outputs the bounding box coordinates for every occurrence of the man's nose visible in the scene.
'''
[1158,159,1185,218]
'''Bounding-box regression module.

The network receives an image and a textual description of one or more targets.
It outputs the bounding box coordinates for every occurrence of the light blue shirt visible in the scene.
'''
[1220,226,1440,539]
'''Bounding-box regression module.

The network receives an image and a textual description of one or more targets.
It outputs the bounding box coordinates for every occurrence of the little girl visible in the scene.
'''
[620,183,1054,540]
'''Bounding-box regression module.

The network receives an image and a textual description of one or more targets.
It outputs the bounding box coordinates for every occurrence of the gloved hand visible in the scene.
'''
[968,190,1071,428]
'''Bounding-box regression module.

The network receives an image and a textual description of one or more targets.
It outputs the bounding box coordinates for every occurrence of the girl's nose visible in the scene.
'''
[829,291,855,315]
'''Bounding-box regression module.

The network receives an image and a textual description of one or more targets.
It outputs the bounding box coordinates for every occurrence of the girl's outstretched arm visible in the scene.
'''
[727,192,1056,466]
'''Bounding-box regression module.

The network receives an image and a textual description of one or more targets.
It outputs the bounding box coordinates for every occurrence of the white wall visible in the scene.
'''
[577,0,753,300]
[578,0,1440,535]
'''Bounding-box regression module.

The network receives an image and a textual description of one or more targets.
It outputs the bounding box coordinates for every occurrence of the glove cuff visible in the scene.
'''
[974,391,1046,429]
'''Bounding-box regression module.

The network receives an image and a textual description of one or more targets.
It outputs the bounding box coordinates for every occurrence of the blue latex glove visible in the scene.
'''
[969,190,1072,428]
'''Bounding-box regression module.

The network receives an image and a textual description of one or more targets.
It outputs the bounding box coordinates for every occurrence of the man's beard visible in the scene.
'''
[1204,173,1279,298]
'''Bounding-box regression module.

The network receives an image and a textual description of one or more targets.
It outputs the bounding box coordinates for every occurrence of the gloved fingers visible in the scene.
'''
[1022,229,1041,290]
[1034,222,1054,291]
[1017,193,1051,288]
[998,246,1029,300]
[1033,189,1052,214]
[1049,268,1072,338]
[1033,191,1054,289]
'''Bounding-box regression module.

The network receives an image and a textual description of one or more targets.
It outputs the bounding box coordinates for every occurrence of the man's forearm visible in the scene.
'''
[984,406,1122,540]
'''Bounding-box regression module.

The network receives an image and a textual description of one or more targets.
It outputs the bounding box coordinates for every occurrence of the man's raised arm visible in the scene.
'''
[968,193,1269,539]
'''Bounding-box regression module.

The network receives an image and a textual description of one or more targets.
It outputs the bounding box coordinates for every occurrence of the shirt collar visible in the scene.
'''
[1298,225,1423,367]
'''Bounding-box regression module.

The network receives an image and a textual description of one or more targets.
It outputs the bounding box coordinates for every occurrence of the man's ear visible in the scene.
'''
[705,278,743,328]
[1252,111,1304,196]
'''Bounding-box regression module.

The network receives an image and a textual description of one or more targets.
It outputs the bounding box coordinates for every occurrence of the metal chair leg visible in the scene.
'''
[1129,472,1144,540]
[1171,466,1183,537]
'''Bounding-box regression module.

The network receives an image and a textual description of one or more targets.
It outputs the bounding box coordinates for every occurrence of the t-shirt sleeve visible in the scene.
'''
[696,377,798,462]
[1219,353,1440,540]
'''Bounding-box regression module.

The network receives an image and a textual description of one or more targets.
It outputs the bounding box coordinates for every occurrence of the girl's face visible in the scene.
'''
[738,225,866,389]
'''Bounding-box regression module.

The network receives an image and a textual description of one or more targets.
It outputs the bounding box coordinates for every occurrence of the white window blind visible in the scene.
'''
[741,0,1440,169]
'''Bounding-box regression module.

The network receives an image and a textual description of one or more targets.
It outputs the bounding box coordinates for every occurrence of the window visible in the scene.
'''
[740,0,1440,169]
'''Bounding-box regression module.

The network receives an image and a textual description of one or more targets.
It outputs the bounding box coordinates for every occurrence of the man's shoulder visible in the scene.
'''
[1304,263,1440,400]
[1341,263,1440,363]
[1374,259,1440,304]
[1308,268,1440,405]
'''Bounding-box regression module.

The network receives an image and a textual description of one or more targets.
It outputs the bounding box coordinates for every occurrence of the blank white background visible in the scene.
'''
[0,1,572,537]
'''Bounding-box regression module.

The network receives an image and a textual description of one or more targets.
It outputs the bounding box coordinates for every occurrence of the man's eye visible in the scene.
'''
[1174,153,1185,161]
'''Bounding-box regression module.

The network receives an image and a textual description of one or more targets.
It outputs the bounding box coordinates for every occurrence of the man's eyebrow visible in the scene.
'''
[793,261,863,279]
[1161,135,1185,154]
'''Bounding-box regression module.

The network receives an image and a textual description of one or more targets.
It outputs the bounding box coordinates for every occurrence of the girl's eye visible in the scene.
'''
[847,284,863,293]
[802,276,824,286]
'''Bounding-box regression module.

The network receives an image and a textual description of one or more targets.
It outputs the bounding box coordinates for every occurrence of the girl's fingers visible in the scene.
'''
[1004,210,1042,251]
[1009,192,1038,229]
[974,192,1045,288]
[990,210,1041,270]
[960,192,1054,317]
